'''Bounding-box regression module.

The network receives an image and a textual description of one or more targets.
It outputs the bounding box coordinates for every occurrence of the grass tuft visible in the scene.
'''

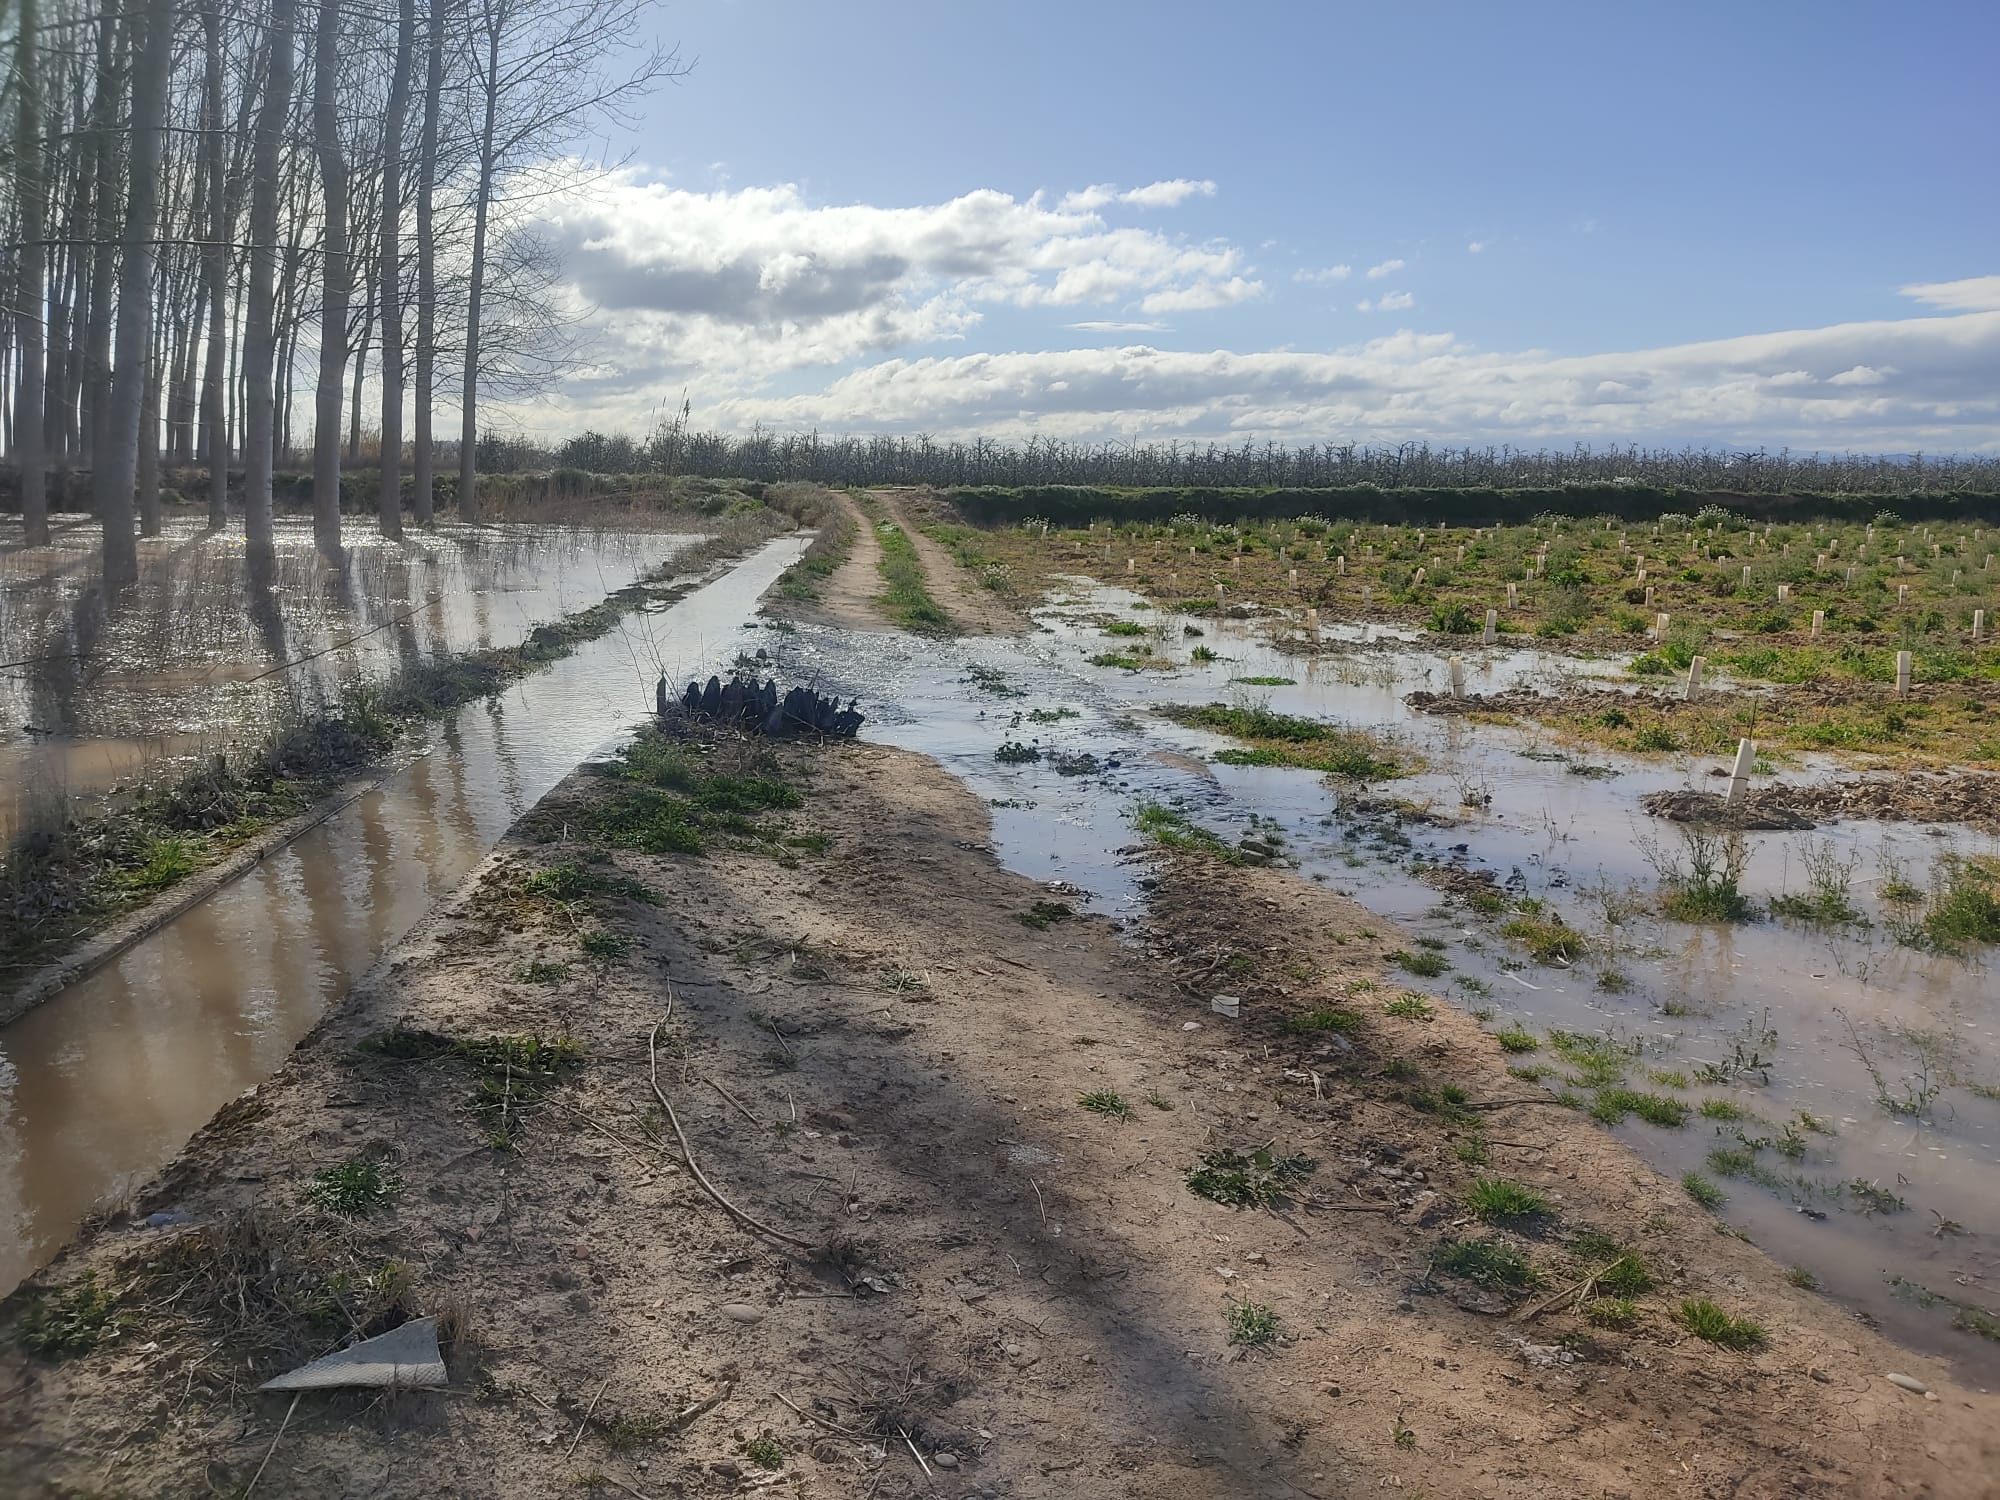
[305,1156,402,1217]
[1225,1300,1281,1346]
[1078,1089,1133,1120]
[1186,1146,1315,1208]
[1464,1177,1551,1223]
[1676,1298,1767,1350]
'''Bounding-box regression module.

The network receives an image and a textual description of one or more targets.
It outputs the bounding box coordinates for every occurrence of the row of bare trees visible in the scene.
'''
[533,422,2000,498]
[2,0,679,575]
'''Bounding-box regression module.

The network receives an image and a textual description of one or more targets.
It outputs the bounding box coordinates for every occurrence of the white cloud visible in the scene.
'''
[1365,258,1406,280]
[1900,275,2000,313]
[505,166,2000,452]
[691,309,2000,453]
[1058,178,1216,212]
[1119,178,1218,208]
[519,170,1258,425]
[1468,240,1488,254]
[1139,276,1263,314]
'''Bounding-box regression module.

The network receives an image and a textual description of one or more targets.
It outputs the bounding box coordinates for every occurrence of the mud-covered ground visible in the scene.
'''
[5,494,1998,1499]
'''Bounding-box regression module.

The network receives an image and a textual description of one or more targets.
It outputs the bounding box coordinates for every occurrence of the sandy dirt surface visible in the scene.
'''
[4,714,1996,1499]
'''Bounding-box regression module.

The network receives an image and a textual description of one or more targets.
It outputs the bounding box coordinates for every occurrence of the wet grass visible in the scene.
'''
[1132,801,1241,861]
[873,520,952,633]
[774,507,855,603]
[1501,912,1584,963]
[1157,703,1408,779]
[1017,899,1077,929]
[1681,1171,1727,1209]
[1390,950,1448,979]
[1493,1025,1540,1053]
[1589,1088,1691,1128]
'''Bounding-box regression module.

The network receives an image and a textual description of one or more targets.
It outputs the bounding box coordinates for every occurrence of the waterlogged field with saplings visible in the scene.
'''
[7,474,2000,1498]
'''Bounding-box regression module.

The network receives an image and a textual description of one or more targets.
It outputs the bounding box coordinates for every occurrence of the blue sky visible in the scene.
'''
[517,0,2000,450]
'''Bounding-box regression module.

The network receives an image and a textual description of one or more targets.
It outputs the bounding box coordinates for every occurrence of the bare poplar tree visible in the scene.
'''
[243,0,298,549]
[376,0,416,537]
[410,0,445,525]
[309,0,348,555]
[200,0,232,528]
[456,0,682,519]
[13,0,50,546]
[94,0,177,578]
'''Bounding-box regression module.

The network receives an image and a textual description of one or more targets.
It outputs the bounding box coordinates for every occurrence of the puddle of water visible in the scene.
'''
[762,584,2000,1384]
[0,517,711,836]
[0,536,807,1294]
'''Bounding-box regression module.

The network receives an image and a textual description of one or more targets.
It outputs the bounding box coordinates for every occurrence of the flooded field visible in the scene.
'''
[0,535,807,1294]
[0,516,711,837]
[3,523,1995,1387]
[762,580,2000,1383]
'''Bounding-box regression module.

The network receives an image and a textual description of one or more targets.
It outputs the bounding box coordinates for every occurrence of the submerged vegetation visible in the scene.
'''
[1157,703,1408,778]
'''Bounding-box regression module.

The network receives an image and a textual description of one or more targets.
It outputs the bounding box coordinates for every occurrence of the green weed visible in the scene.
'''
[1464,1177,1551,1223]
[1677,1299,1766,1350]
[1186,1146,1315,1207]
[306,1156,402,1217]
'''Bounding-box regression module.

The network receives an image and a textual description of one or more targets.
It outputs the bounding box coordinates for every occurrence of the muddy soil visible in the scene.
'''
[1642,772,2000,833]
[3,722,1996,1499]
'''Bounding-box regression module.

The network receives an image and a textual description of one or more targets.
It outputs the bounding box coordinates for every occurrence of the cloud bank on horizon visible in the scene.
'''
[518,170,2000,453]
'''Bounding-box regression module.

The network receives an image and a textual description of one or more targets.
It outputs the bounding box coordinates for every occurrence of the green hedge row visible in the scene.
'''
[946,483,2000,528]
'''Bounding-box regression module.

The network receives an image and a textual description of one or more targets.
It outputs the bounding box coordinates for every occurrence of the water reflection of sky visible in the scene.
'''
[1,517,710,833]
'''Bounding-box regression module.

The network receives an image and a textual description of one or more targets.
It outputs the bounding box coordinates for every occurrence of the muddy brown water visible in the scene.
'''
[0,534,807,1293]
[0,516,711,838]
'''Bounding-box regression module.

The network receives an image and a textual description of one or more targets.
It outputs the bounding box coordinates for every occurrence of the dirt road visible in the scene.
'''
[869,488,1022,635]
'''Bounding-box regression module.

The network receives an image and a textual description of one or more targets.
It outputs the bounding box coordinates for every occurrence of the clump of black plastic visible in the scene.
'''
[660,674,864,739]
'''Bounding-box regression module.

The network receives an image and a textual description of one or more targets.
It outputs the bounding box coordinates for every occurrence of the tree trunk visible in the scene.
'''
[202,26,229,528]
[96,0,174,578]
[377,0,415,538]
[309,0,347,555]
[80,2,121,473]
[411,0,443,525]
[14,0,49,545]
[243,0,296,548]
[458,18,501,522]
[347,251,374,462]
